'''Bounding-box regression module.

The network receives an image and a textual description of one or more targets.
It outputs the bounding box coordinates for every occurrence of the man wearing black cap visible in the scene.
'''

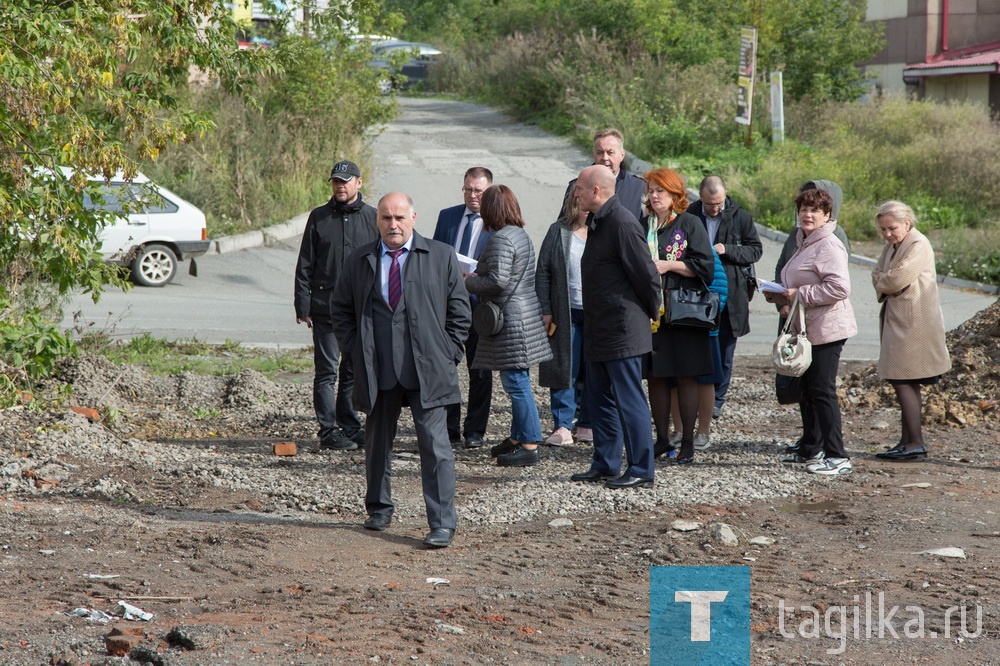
[294,160,378,451]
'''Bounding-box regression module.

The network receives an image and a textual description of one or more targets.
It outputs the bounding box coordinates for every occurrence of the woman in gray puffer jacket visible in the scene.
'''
[465,184,553,468]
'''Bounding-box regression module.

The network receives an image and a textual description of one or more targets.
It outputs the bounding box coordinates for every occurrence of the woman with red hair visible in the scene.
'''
[643,168,715,464]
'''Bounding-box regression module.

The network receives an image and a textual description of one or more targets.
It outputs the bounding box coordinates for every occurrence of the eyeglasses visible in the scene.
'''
[702,201,725,210]
[462,187,486,196]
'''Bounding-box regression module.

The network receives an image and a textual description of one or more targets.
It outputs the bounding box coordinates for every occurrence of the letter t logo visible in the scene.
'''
[675,591,729,641]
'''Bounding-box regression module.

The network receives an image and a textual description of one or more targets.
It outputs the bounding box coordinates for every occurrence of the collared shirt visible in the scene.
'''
[705,213,722,244]
[453,208,483,256]
[379,235,414,304]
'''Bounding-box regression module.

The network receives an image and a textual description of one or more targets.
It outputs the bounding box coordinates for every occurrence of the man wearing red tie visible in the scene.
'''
[331,192,471,548]
[433,167,494,449]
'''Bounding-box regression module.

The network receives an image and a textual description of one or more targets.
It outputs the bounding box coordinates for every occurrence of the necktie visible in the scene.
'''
[458,213,477,256]
[387,249,404,310]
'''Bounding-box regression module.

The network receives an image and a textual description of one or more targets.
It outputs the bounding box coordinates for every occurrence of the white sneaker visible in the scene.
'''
[544,427,573,446]
[573,427,594,443]
[808,457,853,476]
[693,433,711,451]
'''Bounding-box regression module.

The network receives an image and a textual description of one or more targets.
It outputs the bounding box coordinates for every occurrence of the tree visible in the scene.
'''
[0,0,277,316]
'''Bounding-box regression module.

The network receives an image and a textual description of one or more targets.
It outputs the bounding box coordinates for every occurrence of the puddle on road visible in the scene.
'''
[776,500,842,513]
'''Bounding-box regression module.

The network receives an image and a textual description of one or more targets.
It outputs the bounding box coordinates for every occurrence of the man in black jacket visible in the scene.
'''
[294,160,378,451]
[687,176,762,418]
[570,166,661,489]
[560,128,646,223]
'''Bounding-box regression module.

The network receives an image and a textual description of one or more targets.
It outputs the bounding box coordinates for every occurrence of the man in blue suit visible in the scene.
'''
[433,167,494,449]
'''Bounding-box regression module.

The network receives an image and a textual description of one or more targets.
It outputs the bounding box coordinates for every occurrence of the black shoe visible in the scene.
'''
[653,438,676,459]
[673,455,695,465]
[347,429,366,447]
[784,439,803,455]
[570,469,617,482]
[490,438,517,457]
[875,444,928,461]
[423,527,455,548]
[605,475,654,489]
[463,433,485,449]
[448,431,462,445]
[497,444,540,467]
[363,514,391,531]
[320,430,358,451]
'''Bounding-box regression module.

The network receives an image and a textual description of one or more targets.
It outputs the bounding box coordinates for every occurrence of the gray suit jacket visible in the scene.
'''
[330,232,471,413]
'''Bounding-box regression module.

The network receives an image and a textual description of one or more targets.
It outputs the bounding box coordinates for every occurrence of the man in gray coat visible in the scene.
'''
[331,192,471,549]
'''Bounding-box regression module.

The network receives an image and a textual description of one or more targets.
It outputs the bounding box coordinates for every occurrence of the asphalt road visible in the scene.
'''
[62,97,998,359]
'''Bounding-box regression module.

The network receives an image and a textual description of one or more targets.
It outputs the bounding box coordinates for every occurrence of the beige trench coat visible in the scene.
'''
[872,228,951,380]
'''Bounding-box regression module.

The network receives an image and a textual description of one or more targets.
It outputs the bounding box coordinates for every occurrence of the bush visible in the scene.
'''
[146,36,396,237]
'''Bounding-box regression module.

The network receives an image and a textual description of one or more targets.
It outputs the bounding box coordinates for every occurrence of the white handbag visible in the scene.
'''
[772,294,812,377]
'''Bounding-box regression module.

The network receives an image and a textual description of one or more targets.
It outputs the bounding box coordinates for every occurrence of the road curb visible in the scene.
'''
[207,212,308,256]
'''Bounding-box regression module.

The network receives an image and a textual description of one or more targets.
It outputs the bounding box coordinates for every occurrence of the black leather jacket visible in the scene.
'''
[294,194,377,318]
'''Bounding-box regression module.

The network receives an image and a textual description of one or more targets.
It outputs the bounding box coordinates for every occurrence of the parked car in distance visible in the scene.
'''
[368,40,443,93]
[82,172,211,287]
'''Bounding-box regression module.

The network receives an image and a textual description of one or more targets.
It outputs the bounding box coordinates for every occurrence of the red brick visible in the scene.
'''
[70,406,101,422]
[105,633,141,656]
[272,442,297,456]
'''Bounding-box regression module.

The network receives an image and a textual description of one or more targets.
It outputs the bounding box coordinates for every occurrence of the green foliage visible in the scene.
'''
[145,15,399,235]
[393,0,881,102]
[0,0,278,309]
[744,94,1000,242]
[81,333,313,378]
[0,305,77,380]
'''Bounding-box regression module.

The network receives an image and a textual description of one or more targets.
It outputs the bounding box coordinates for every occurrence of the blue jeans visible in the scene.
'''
[500,369,543,443]
[550,308,590,430]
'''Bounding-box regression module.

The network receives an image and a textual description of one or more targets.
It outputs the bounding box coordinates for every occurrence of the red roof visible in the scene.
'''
[905,41,1000,77]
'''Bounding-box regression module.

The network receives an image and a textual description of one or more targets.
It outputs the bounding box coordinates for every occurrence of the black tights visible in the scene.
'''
[893,382,925,449]
[649,375,699,457]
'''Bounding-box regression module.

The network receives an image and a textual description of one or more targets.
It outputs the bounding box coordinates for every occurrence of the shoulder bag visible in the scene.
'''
[472,262,525,337]
[666,278,721,330]
[772,294,811,377]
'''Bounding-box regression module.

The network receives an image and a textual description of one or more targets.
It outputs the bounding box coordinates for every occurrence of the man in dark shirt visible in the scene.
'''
[569,166,661,489]
[560,128,646,223]
[294,160,378,451]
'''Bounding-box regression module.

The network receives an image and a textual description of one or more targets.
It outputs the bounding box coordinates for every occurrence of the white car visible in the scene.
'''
[82,172,210,287]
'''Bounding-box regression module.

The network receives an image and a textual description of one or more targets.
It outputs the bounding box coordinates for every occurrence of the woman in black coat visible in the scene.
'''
[644,168,714,464]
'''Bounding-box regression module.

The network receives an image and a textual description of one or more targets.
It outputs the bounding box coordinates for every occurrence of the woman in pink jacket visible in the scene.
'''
[871,201,951,461]
[765,189,857,476]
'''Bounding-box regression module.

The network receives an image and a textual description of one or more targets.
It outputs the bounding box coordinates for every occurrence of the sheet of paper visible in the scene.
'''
[757,279,786,293]
[455,252,478,274]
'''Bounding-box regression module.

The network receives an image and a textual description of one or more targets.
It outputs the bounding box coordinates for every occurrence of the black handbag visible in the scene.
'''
[472,262,525,337]
[775,374,802,405]
[741,263,758,302]
[666,280,721,330]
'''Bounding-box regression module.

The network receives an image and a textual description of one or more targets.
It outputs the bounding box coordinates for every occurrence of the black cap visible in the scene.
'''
[329,160,362,181]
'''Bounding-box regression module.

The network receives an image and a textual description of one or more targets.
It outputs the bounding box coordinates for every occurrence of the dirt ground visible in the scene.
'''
[2,305,1000,664]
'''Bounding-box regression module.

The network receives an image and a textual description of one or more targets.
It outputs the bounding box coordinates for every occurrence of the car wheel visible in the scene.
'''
[131,244,177,287]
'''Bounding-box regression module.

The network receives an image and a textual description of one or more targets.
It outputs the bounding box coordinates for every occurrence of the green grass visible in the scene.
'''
[79,333,313,379]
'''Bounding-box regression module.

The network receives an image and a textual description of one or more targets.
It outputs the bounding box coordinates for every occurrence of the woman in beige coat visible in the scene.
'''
[871,201,951,461]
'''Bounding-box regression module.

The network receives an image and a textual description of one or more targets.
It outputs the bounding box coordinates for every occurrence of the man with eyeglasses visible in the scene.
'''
[433,166,495,449]
[687,175,762,420]
[294,160,378,451]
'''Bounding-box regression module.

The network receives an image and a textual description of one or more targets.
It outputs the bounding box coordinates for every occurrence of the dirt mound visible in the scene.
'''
[841,296,1000,425]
